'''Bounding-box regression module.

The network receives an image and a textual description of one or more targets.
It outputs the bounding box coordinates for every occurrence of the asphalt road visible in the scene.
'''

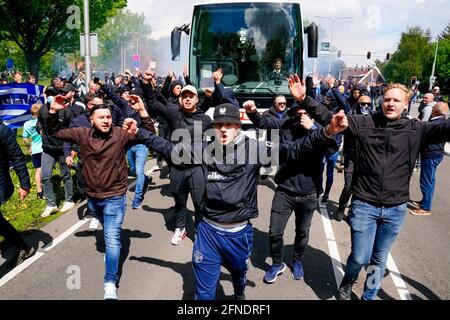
[0,151,448,301]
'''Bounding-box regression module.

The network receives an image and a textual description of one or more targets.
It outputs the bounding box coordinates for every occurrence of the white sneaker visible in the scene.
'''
[41,205,58,218]
[171,228,187,245]
[88,217,100,232]
[59,201,75,213]
[104,282,117,300]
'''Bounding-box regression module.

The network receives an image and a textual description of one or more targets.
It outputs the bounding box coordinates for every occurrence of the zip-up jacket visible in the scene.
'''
[303,100,450,205]
[247,96,335,195]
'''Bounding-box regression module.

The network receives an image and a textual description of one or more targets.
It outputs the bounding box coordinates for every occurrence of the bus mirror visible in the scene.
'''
[171,28,182,61]
[305,23,318,58]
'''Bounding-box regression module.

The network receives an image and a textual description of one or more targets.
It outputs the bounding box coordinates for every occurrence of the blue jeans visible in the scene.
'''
[88,194,127,284]
[420,155,443,211]
[320,151,339,196]
[344,198,407,300]
[127,144,149,200]
[41,151,73,207]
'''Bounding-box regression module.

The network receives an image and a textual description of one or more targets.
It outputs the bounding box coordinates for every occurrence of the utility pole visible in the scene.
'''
[83,0,91,85]
[429,40,439,91]
[315,16,353,74]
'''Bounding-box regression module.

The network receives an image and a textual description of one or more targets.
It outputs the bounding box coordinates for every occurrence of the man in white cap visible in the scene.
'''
[141,73,212,245]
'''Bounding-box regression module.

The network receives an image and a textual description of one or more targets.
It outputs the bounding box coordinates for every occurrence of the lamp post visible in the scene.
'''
[83,0,91,85]
[315,16,353,74]
[429,40,439,91]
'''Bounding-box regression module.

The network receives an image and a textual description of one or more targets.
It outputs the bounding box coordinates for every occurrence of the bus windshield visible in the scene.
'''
[190,2,302,95]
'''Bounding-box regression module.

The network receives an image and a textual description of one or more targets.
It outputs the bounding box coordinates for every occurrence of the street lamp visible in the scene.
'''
[429,40,439,91]
[83,0,91,85]
[315,16,353,74]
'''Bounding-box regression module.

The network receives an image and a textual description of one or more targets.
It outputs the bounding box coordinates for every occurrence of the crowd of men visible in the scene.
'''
[0,67,449,301]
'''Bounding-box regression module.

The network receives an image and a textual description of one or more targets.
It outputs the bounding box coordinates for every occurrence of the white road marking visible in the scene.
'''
[318,203,413,300]
[318,204,344,290]
[0,218,90,289]
[386,253,412,300]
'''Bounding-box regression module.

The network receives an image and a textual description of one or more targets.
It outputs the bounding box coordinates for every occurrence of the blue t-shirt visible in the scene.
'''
[22,117,43,155]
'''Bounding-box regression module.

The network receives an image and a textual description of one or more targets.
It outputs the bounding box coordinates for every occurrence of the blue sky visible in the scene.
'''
[127,0,449,68]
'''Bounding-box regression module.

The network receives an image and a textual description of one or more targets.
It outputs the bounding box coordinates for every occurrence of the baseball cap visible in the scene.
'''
[212,103,241,125]
[44,86,60,96]
[180,85,198,96]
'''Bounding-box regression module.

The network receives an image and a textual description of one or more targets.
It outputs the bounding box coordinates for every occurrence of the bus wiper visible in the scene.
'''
[234,83,277,95]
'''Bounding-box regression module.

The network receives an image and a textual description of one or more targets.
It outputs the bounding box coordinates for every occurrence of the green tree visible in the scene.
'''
[93,9,152,72]
[435,39,450,92]
[0,0,126,80]
[382,27,433,85]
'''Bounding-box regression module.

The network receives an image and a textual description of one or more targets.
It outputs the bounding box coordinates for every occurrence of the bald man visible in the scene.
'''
[411,102,449,216]
[419,93,435,122]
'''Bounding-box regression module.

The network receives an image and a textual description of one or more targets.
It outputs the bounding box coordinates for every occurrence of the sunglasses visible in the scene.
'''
[359,102,371,107]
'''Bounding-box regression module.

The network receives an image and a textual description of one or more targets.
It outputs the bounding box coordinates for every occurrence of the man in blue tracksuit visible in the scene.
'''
[123,100,347,300]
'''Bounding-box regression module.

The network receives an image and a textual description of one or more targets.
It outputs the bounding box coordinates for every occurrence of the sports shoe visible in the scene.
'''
[408,200,421,209]
[335,208,345,221]
[6,244,36,269]
[104,282,117,300]
[41,205,58,218]
[143,174,152,192]
[338,275,355,300]
[59,201,75,213]
[263,263,286,283]
[321,195,329,204]
[409,208,431,216]
[171,228,187,245]
[88,217,100,232]
[37,191,44,199]
[291,260,304,280]
[132,197,143,209]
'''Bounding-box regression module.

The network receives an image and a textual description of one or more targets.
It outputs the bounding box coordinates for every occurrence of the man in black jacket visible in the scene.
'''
[290,77,450,300]
[0,120,35,268]
[244,79,335,284]
[123,102,347,299]
[37,88,75,218]
[142,72,212,245]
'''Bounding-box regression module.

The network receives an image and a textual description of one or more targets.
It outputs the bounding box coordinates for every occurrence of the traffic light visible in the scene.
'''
[337,50,342,58]
[386,53,391,61]
[367,51,372,59]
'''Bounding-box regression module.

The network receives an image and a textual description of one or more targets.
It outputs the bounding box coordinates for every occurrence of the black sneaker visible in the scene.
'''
[321,195,329,204]
[37,191,44,199]
[335,208,345,221]
[143,175,152,192]
[6,245,36,269]
[338,275,355,300]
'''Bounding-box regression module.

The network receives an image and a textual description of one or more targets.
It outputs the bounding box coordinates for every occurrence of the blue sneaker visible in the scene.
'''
[263,263,286,283]
[291,260,304,280]
[132,197,142,209]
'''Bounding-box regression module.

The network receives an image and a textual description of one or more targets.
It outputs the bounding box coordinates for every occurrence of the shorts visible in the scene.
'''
[31,153,42,169]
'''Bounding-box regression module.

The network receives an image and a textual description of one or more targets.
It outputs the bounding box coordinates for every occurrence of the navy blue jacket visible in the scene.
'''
[247,96,336,195]
[0,120,31,205]
[421,117,446,159]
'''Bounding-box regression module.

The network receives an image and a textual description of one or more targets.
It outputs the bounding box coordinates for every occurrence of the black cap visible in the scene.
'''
[118,85,130,95]
[44,86,60,96]
[287,102,305,117]
[212,103,241,125]
[60,83,76,93]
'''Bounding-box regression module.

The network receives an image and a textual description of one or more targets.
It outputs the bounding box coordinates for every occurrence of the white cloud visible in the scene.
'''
[126,0,450,69]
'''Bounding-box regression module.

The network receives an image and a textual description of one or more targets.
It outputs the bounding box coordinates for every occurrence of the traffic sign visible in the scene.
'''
[132,54,140,62]
[133,60,140,68]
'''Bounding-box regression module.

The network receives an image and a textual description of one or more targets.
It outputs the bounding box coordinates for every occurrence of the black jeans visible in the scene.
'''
[0,210,25,249]
[337,157,354,212]
[170,166,205,230]
[269,189,318,264]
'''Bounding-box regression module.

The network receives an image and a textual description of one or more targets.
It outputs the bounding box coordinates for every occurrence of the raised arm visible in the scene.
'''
[244,100,283,129]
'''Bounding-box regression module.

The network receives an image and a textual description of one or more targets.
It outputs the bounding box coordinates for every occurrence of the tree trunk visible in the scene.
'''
[24,52,41,83]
